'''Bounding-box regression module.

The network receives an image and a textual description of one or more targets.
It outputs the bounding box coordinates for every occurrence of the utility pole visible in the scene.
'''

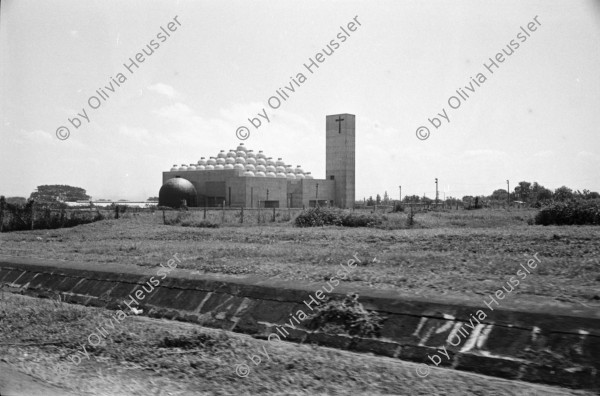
[316,183,319,206]
[399,185,402,203]
[435,178,439,205]
[506,180,510,207]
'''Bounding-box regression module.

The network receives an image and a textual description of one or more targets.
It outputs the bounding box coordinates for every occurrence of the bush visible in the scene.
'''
[164,212,219,228]
[392,202,404,212]
[534,199,600,225]
[294,207,381,228]
[0,198,104,232]
[307,293,384,337]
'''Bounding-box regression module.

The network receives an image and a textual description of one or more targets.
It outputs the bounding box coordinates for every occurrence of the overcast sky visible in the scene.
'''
[1,0,599,201]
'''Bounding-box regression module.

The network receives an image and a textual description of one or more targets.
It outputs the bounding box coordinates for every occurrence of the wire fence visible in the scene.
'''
[0,198,532,232]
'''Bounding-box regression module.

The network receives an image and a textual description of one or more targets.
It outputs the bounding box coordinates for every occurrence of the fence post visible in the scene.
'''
[240,207,244,224]
[0,196,4,233]
[30,202,35,230]
[222,201,225,223]
[115,205,119,219]
[203,206,207,219]
[272,207,276,222]
[162,209,166,225]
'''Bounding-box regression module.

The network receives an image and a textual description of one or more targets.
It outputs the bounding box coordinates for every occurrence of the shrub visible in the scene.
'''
[534,199,600,225]
[307,293,385,337]
[392,202,404,212]
[406,206,415,227]
[164,212,219,228]
[294,207,381,228]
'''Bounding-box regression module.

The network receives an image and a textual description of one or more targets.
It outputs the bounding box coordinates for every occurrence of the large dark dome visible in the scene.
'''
[159,178,198,208]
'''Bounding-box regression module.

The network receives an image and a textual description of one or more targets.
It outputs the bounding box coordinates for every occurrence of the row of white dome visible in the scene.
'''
[170,163,314,179]
[170,143,313,178]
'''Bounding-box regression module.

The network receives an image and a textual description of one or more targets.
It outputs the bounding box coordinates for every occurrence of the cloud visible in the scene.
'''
[147,83,178,98]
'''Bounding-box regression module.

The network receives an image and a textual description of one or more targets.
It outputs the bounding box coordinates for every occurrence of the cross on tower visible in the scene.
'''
[335,116,344,134]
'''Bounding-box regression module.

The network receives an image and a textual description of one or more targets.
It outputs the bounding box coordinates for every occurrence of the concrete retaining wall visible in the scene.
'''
[0,257,598,391]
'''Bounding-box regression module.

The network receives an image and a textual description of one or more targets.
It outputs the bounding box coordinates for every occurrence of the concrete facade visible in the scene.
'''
[326,114,355,209]
[160,114,355,208]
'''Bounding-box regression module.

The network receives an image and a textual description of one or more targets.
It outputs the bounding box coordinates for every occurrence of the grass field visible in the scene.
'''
[0,293,593,396]
[0,208,598,309]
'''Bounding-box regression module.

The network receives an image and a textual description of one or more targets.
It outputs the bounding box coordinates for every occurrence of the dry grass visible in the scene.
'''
[0,208,598,309]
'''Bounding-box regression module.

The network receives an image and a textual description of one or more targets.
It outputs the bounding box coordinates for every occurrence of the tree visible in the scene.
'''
[490,189,508,201]
[383,191,389,204]
[376,194,381,205]
[5,197,27,205]
[514,181,532,202]
[554,186,573,201]
[403,195,420,203]
[367,196,375,206]
[147,196,159,202]
[531,182,552,203]
[30,185,90,203]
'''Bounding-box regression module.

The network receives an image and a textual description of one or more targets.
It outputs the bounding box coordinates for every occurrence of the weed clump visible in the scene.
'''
[294,207,381,228]
[307,293,385,337]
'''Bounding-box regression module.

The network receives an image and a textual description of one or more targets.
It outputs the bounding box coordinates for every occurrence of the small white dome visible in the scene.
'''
[179,164,188,171]
[246,150,256,158]
[305,172,313,179]
[225,157,235,164]
[236,151,247,158]
[257,150,266,159]
[188,164,197,170]
[245,164,256,171]
[266,157,275,166]
[205,164,214,170]
[266,172,276,178]
[246,157,256,165]
[234,163,245,170]
[217,150,227,159]
[243,170,255,177]
[216,157,226,165]
[276,166,286,173]
[295,165,304,174]
[207,157,217,165]
[276,172,287,178]
[255,171,266,177]
[285,166,293,173]
[235,157,246,165]
[286,173,296,179]
[266,165,276,173]
[197,157,207,165]
[170,164,178,171]
[236,143,247,152]
[275,158,285,167]
[226,150,237,158]
[256,164,266,172]
[197,165,205,170]
[296,173,305,179]
[215,164,224,170]
[256,158,266,166]
[224,164,234,169]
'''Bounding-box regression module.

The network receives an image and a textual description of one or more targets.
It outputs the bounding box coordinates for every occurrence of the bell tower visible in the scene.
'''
[326,114,355,208]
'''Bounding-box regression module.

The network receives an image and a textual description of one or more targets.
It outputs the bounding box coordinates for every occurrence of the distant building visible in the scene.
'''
[159,114,356,208]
